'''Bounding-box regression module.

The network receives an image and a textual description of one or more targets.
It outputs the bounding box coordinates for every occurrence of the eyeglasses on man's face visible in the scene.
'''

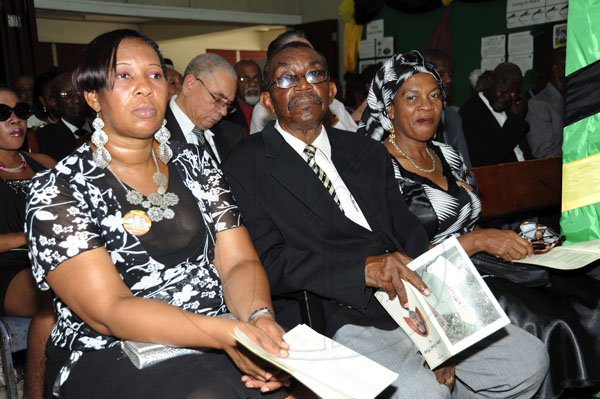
[269,70,329,90]
[0,102,31,121]
[195,77,235,113]
[58,90,82,100]
[238,76,261,84]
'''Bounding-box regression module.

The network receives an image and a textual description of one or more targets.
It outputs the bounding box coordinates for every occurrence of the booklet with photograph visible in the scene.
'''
[234,324,398,399]
[375,236,510,369]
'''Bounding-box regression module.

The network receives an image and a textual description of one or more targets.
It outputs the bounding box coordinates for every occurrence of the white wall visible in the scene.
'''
[36,18,139,44]
[157,27,285,71]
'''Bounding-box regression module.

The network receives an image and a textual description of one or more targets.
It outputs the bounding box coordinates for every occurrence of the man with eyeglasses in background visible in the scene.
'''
[165,53,244,164]
[225,59,262,136]
[36,73,92,161]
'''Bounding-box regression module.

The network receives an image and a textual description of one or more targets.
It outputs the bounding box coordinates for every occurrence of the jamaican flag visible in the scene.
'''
[561,1,600,244]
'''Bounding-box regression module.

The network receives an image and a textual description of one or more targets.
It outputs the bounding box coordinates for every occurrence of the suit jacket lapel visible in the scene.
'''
[165,104,186,144]
[263,125,347,225]
[265,125,373,234]
[328,128,385,233]
[209,124,227,159]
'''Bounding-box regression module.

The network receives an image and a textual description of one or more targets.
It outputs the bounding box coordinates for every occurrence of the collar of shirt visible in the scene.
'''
[170,95,197,144]
[62,118,87,137]
[203,128,215,140]
[274,120,371,231]
[274,121,331,161]
[478,91,507,127]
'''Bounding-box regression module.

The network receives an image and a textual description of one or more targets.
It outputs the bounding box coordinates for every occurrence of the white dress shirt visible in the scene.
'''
[275,121,371,231]
[169,96,221,163]
[62,118,90,138]
[478,92,524,161]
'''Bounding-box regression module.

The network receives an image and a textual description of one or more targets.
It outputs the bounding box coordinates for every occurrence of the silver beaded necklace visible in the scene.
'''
[109,151,179,222]
[388,137,436,174]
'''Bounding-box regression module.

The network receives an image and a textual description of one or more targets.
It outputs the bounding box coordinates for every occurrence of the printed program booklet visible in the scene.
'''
[516,238,600,270]
[375,236,510,369]
[234,323,398,399]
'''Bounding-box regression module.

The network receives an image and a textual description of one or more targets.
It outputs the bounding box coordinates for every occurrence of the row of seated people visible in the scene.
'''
[1,28,598,398]
[12,32,563,172]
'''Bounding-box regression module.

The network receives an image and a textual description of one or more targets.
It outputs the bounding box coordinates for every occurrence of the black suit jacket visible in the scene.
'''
[224,99,250,134]
[36,120,78,162]
[460,94,529,167]
[165,104,244,163]
[222,125,428,336]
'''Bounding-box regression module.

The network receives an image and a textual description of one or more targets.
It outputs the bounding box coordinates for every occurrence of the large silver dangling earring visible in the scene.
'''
[154,119,173,164]
[91,113,111,168]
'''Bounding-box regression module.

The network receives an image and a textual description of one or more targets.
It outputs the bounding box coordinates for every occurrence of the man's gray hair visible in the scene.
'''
[184,53,236,81]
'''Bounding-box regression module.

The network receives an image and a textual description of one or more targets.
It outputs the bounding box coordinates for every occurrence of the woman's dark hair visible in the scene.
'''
[73,29,165,93]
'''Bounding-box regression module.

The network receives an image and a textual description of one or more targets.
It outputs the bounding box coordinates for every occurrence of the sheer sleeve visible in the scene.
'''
[203,159,242,233]
[25,170,104,290]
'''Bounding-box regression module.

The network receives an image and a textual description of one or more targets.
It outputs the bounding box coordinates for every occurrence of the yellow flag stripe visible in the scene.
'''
[562,152,600,212]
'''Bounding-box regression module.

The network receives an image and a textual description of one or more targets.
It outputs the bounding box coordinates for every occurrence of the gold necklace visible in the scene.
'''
[388,136,436,174]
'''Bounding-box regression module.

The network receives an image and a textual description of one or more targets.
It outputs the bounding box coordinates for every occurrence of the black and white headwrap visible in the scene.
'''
[358,50,445,141]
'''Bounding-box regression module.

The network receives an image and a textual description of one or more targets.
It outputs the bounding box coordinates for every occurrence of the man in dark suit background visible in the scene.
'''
[36,73,91,161]
[460,62,530,167]
[165,53,243,163]
[223,42,548,398]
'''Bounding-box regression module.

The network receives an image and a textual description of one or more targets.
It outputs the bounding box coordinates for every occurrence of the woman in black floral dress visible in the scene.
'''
[26,30,292,398]
[358,50,600,399]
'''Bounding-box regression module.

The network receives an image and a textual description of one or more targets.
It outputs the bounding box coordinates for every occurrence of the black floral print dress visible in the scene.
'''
[25,142,241,394]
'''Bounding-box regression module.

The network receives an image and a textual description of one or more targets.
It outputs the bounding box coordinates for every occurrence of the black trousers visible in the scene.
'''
[45,345,287,399]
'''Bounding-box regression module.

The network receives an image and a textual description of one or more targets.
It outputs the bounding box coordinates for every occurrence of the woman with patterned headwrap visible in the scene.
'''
[358,50,600,399]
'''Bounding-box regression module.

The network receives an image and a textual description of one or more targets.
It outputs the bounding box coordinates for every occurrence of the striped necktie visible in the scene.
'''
[303,144,343,211]
[192,127,218,163]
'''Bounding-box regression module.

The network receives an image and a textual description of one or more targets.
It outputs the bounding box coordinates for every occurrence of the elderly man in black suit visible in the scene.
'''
[222,42,548,399]
[460,62,531,167]
[165,53,243,163]
[36,73,91,161]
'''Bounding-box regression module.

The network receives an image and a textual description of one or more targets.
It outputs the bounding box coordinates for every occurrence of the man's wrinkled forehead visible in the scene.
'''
[268,47,326,78]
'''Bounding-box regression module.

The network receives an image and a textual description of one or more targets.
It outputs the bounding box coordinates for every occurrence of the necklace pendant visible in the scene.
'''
[110,149,179,226]
[122,210,152,236]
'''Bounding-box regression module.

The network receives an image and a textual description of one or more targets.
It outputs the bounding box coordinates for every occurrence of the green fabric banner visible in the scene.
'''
[560,0,600,244]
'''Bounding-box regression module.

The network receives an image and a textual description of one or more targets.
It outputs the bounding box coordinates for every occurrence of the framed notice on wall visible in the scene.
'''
[553,23,567,49]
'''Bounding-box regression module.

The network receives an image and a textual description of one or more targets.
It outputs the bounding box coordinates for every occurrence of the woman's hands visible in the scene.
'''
[459,229,533,261]
[217,317,291,393]
[365,252,430,307]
